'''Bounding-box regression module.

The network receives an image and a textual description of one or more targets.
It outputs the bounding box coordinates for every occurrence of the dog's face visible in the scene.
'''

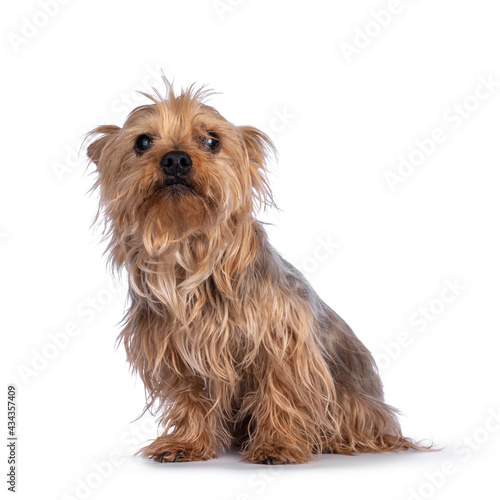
[87,87,272,255]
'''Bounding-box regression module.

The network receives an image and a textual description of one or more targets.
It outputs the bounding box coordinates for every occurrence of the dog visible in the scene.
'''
[86,82,424,464]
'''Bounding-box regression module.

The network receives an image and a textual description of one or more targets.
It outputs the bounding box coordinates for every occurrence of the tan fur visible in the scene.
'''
[87,82,428,464]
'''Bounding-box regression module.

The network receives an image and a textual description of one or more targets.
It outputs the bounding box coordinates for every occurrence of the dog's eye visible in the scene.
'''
[202,131,220,152]
[135,134,153,153]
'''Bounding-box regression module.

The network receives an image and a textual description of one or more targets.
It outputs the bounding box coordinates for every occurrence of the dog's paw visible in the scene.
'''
[158,451,184,463]
[140,437,217,463]
[244,444,311,465]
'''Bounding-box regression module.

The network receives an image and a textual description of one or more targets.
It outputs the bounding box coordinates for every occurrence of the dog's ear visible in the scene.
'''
[239,126,275,170]
[86,125,121,167]
[239,126,276,209]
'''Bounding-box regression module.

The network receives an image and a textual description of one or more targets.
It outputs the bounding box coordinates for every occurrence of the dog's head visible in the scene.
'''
[87,84,274,256]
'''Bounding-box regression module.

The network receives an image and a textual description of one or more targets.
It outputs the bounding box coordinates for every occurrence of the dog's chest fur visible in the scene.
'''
[126,227,274,381]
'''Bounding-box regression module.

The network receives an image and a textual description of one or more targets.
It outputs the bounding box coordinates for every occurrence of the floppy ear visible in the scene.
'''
[239,125,275,170]
[86,125,121,167]
[239,125,276,209]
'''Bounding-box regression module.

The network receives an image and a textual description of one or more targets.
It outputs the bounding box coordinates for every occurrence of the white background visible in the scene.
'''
[2,0,500,499]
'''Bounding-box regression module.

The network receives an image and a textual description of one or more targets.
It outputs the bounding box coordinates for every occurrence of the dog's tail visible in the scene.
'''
[328,392,435,455]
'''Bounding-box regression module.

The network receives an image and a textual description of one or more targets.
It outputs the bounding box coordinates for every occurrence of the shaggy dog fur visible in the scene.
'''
[87,83,425,464]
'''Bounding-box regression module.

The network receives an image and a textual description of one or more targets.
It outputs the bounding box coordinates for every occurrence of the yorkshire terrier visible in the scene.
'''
[87,83,423,464]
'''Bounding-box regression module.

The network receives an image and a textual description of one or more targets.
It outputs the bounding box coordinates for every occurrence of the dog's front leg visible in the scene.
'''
[140,378,225,463]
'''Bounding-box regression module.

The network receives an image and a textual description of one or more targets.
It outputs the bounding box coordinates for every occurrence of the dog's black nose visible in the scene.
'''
[160,151,192,178]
